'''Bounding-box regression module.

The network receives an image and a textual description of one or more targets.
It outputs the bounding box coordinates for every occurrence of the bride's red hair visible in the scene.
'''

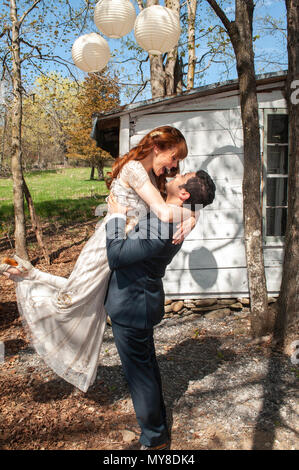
[106,126,188,195]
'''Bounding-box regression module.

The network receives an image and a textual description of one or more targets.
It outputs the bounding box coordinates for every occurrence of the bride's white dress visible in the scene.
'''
[15,161,153,392]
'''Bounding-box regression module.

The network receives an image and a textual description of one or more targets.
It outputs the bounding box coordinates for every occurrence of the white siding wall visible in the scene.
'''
[119,114,130,155]
[119,84,286,298]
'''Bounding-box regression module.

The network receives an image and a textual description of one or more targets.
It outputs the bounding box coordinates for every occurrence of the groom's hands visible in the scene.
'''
[172,210,200,244]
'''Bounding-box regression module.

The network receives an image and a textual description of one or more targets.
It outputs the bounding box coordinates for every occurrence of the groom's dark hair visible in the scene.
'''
[181,170,216,211]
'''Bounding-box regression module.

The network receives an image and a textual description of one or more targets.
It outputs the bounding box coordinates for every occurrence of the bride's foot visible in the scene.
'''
[0,255,33,277]
[13,255,33,272]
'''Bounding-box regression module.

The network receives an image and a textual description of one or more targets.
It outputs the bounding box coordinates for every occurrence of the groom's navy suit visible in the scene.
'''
[104,211,183,448]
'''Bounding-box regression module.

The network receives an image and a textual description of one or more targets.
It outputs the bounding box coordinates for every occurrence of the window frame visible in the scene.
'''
[262,108,289,246]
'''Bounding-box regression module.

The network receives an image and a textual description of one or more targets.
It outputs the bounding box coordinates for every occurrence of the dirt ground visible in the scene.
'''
[0,222,298,451]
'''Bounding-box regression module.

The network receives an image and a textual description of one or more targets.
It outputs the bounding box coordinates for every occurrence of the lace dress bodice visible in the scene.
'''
[110,160,156,231]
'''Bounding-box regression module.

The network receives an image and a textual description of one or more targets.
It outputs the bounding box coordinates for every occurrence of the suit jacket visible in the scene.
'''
[104,211,183,329]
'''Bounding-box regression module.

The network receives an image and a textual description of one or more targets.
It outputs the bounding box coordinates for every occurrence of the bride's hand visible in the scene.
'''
[108,193,130,215]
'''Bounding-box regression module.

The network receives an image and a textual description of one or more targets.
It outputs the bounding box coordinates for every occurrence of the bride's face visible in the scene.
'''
[152,146,181,177]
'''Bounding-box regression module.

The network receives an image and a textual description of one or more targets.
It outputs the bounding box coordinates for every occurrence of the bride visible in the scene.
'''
[1,126,195,392]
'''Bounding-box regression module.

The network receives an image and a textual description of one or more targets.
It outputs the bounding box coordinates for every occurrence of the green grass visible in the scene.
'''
[0,167,110,236]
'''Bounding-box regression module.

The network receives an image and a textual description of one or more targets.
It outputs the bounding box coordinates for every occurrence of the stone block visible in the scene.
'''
[204,308,231,320]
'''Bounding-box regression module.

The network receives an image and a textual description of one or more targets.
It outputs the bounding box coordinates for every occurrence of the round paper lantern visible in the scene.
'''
[72,33,110,72]
[94,0,136,39]
[134,5,180,55]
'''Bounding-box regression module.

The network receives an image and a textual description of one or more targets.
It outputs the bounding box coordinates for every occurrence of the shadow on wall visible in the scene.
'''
[166,139,245,293]
[189,246,218,289]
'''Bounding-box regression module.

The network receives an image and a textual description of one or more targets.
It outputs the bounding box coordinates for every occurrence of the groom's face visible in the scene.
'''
[166,172,196,198]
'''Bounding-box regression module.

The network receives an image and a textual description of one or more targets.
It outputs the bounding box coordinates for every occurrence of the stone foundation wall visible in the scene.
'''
[106,297,277,326]
[164,297,278,320]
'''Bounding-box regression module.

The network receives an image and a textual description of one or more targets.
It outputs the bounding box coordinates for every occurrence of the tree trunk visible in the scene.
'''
[275,0,299,343]
[207,0,269,337]
[174,55,184,93]
[23,177,50,265]
[0,107,7,171]
[187,0,197,90]
[147,0,183,98]
[165,0,180,96]
[96,160,104,180]
[90,166,95,180]
[234,1,269,337]
[59,131,68,167]
[147,0,166,98]
[149,54,165,98]
[165,48,178,96]
[10,0,28,259]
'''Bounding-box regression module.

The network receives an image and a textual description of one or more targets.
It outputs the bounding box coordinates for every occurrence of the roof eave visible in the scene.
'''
[92,71,287,122]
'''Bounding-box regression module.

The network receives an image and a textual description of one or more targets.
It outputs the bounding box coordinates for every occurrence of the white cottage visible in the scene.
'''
[92,71,288,300]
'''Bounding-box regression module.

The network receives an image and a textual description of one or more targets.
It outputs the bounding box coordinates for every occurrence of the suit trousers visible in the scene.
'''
[111,321,169,447]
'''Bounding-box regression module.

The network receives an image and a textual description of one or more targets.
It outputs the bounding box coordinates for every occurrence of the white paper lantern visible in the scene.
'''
[134,5,180,55]
[94,0,136,39]
[72,33,110,72]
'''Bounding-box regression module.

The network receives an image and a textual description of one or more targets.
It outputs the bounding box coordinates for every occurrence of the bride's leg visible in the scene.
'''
[1,254,67,289]
[3,263,66,289]
[11,219,110,392]
[3,265,67,289]
[9,268,67,290]
[28,267,67,289]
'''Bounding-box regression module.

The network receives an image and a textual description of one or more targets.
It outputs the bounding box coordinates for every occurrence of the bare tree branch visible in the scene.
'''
[131,80,150,103]
[27,55,80,84]
[20,37,42,61]
[0,26,11,39]
[113,56,148,65]
[256,14,287,40]
[178,24,228,48]
[205,0,233,34]
[1,51,11,80]
[56,0,91,29]
[19,0,43,27]
[79,0,92,34]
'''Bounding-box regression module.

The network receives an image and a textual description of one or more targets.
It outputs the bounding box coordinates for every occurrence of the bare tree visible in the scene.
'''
[137,0,184,98]
[145,0,166,98]
[164,0,181,96]
[0,105,8,173]
[206,0,270,338]
[1,0,91,260]
[275,0,299,344]
[186,0,198,90]
[9,0,35,259]
[113,0,286,103]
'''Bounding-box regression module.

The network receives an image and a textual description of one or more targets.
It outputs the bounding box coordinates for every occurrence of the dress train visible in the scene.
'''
[11,160,153,392]
[14,217,110,392]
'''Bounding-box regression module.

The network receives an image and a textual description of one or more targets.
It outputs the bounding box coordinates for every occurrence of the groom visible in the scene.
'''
[104,170,215,450]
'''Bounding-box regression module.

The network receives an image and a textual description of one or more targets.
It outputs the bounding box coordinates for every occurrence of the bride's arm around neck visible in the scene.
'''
[135,180,192,224]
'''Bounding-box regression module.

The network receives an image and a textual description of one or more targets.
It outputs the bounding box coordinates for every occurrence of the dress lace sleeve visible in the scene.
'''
[120,160,150,190]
